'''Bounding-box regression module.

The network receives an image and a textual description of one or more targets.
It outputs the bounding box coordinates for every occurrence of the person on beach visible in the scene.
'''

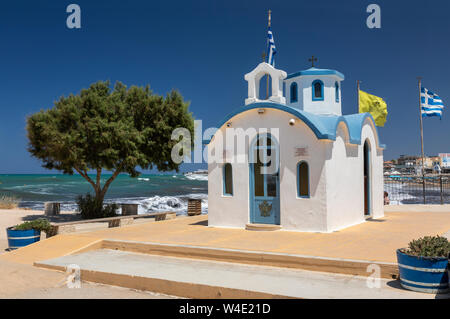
[384,191,390,205]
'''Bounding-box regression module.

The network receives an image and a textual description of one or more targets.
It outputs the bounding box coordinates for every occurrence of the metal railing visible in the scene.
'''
[384,174,450,205]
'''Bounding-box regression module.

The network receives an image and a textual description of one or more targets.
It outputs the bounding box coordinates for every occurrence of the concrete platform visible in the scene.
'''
[2,211,450,266]
[98,239,399,279]
[34,249,447,299]
[245,223,282,231]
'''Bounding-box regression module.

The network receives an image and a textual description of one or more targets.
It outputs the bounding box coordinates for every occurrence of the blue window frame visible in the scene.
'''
[223,163,233,196]
[335,82,340,102]
[290,82,298,103]
[297,161,310,198]
[312,80,324,101]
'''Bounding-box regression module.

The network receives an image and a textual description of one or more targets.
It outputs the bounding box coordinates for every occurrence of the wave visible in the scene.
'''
[19,193,209,215]
[120,193,208,215]
[184,174,208,181]
[19,201,79,212]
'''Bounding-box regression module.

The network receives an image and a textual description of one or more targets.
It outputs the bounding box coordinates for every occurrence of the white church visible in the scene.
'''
[207,61,385,233]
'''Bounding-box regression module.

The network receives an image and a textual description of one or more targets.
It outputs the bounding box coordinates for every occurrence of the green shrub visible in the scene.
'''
[0,194,20,209]
[404,235,450,258]
[14,218,52,233]
[76,193,118,220]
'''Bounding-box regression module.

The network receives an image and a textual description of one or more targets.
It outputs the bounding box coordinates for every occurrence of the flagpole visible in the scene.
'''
[266,9,271,100]
[357,80,361,113]
[418,77,426,204]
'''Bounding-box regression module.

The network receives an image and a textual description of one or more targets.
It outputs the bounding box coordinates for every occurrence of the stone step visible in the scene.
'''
[100,239,399,279]
[245,224,282,231]
[34,249,443,299]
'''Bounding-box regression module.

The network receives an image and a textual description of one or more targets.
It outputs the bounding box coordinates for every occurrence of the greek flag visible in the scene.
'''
[266,27,276,66]
[421,87,445,118]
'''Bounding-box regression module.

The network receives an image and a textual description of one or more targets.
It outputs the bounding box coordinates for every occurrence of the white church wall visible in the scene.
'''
[279,118,329,233]
[325,123,365,231]
[207,108,329,231]
[207,112,252,229]
[207,107,384,232]
[325,119,384,232]
[208,160,250,228]
[299,76,342,116]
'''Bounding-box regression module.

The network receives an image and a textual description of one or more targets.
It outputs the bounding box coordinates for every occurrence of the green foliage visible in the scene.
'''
[76,193,119,220]
[404,235,450,258]
[0,193,20,209]
[26,81,194,204]
[14,218,52,233]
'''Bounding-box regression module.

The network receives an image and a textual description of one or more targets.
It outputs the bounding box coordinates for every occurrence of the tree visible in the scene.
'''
[27,81,194,206]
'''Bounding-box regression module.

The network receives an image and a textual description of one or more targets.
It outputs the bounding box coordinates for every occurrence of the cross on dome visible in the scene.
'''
[309,56,318,67]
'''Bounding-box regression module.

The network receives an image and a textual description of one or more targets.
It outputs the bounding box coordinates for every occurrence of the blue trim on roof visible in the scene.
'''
[344,113,386,149]
[208,102,385,149]
[286,67,345,80]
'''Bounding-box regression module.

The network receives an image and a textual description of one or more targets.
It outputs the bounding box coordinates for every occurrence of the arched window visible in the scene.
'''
[335,82,340,102]
[312,80,324,101]
[290,82,298,103]
[223,163,233,196]
[297,161,310,198]
[258,74,272,100]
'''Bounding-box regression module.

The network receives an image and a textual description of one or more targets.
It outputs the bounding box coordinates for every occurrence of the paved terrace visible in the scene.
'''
[2,206,450,265]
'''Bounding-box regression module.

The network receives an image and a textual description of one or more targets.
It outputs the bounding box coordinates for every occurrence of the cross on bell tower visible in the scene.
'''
[309,55,318,67]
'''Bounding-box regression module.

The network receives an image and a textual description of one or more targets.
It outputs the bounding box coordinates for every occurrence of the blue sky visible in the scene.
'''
[0,0,449,174]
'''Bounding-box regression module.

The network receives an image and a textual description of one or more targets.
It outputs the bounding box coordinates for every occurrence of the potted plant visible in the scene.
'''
[397,235,450,294]
[6,218,52,250]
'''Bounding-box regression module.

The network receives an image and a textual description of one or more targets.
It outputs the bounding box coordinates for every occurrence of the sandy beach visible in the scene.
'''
[0,208,179,298]
[1,209,48,253]
[0,257,177,299]
[0,209,85,253]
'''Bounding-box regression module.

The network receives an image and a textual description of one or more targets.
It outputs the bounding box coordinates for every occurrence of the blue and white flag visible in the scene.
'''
[421,87,445,118]
[266,27,276,66]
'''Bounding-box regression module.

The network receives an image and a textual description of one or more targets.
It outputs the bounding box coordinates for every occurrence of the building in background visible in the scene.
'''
[415,156,440,169]
[397,155,418,167]
[439,153,450,169]
[385,154,450,175]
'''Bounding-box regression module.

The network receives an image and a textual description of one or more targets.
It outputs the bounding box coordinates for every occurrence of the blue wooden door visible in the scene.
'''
[250,135,280,225]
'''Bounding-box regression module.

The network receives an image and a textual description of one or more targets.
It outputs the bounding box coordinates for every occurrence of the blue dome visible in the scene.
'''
[286,67,345,80]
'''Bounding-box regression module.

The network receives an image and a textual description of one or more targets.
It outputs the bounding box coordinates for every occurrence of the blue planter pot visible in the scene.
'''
[6,227,41,250]
[396,249,449,294]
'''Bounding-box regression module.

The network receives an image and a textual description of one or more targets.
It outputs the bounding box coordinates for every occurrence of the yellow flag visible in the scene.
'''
[359,90,388,127]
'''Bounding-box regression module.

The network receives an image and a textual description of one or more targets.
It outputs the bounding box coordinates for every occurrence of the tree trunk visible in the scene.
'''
[74,165,122,205]
[95,188,105,204]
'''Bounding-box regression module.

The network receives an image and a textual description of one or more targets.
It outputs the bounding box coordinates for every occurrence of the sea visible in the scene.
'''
[0,173,439,214]
[0,173,208,214]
